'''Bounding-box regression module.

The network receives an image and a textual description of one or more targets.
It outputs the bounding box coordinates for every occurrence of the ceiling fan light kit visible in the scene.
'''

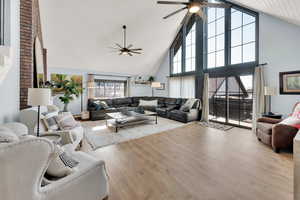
[188,2,201,13]
[110,25,143,56]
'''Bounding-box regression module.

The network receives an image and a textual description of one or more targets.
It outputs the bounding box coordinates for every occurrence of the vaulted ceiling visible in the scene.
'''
[40,0,300,76]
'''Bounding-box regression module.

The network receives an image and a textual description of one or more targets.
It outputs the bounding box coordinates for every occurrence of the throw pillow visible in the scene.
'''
[180,99,197,112]
[99,101,109,109]
[292,103,300,118]
[279,116,300,126]
[55,112,80,131]
[47,145,79,178]
[139,100,158,107]
[42,112,60,132]
[0,127,19,143]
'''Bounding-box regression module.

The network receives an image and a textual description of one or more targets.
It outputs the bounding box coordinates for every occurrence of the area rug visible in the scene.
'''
[82,117,185,150]
[199,121,234,131]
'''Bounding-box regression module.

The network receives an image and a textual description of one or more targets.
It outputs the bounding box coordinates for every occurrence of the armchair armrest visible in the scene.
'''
[257,117,282,124]
[42,160,109,200]
[272,124,299,149]
[2,122,29,137]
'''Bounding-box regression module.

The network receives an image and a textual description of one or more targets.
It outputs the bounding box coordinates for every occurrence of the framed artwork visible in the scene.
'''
[280,70,300,95]
[156,83,165,90]
[51,73,83,94]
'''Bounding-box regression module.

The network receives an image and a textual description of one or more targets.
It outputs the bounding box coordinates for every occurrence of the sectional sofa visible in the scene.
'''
[88,96,202,123]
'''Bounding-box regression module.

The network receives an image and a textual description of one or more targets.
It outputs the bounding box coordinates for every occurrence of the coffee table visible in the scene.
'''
[106,110,158,132]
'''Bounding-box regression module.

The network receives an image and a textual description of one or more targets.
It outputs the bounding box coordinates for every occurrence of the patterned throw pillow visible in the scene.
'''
[55,112,80,130]
[46,145,79,178]
[42,112,60,132]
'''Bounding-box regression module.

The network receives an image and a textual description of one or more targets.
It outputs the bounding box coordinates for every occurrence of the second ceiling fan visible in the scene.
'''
[157,0,229,22]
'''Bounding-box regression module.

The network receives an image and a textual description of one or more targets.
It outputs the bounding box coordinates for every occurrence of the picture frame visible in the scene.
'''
[279,70,300,95]
[156,83,165,90]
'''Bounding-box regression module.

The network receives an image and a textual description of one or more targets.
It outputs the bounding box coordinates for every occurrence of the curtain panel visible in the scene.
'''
[252,67,265,132]
[201,73,209,122]
[169,76,195,98]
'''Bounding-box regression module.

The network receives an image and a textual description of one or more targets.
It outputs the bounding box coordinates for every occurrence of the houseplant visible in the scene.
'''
[52,74,83,112]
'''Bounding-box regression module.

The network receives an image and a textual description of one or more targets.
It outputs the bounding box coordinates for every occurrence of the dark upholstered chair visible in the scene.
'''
[256,103,300,153]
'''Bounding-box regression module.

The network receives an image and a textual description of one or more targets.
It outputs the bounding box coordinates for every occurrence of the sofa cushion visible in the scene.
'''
[0,127,19,143]
[55,112,80,130]
[164,98,178,105]
[113,98,132,107]
[139,100,158,107]
[257,122,273,135]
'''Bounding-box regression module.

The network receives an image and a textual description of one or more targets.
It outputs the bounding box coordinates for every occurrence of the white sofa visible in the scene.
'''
[19,105,84,151]
[0,122,109,200]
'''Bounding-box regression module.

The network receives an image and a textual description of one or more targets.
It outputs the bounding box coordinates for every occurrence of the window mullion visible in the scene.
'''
[182,24,186,73]
[225,7,231,67]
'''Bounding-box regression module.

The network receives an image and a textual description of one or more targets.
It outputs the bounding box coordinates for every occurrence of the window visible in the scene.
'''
[231,9,256,65]
[172,46,182,74]
[94,80,126,98]
[169,76,195,98]
[185,23,196,72]
[207,8,225,69]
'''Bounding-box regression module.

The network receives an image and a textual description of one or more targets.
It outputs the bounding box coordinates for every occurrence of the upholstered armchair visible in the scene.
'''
[19,105,84,151]
[256,103,300,153]
[0,123,109,200]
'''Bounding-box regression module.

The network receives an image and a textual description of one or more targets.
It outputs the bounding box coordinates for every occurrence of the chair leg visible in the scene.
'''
[273,147,280,153]
[102,196,109,200]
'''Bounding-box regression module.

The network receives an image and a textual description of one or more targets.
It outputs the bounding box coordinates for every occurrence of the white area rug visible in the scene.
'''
[82,117,185,150]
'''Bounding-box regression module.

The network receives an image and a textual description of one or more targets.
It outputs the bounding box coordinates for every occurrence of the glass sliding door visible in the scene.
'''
[208,75,253,128]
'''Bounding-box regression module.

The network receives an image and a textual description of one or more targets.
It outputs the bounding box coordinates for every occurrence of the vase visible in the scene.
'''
[63,103,69,112]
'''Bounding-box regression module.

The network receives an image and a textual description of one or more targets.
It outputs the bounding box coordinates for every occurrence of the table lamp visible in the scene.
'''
[27,88,52,137]
[151,82,161,97]
[264,86,277,115]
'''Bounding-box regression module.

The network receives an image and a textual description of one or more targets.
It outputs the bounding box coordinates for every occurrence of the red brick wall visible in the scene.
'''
[20,0,33,110]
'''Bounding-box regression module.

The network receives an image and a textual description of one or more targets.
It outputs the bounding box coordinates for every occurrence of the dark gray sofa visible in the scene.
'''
[87,96,201,123]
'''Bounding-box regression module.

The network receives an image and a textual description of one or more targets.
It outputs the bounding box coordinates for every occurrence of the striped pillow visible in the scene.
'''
[55,112,80,130]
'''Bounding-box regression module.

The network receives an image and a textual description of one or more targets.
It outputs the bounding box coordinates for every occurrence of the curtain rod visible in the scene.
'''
[256,63,268,67]
[88,73,131,78]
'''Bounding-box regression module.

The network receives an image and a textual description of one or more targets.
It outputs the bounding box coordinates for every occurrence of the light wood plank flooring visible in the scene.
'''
[91,123,293,200]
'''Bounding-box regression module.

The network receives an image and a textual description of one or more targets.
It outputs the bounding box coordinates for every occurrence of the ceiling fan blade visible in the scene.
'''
[157,1,189,5]
[115,43,123,49]
[181,12,192,25]
[202,2,230,8]
[131,51,142,54]
[127,44,133,49]
[196,9,207,22]
[163,6,188,19]
[109,46,120,50]
[128,52,133,56]
[129,48,142,51]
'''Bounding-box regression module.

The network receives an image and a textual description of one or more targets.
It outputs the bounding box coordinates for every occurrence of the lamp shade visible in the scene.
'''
[28,88,52,106]
[151,82,161,88]
[264,86,277,96]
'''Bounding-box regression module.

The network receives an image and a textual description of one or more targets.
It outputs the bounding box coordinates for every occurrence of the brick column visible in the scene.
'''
[20,0,33,110]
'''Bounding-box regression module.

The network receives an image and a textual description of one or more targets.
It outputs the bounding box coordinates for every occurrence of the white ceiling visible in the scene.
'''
[40,0,300,76]
[230,0,300,26]
[40,0,186,75]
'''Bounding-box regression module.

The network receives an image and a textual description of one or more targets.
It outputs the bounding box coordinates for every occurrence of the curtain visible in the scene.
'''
[126,77,131,97]
[169,76,195,98]
[252,67,265,132]
[87,74,95,99]
[182,76,196,98]
[201,73,209,122]
[169,77,181,98]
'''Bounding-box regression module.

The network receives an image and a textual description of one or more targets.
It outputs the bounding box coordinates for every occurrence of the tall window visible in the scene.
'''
[169,76,195,98]
[94,80,126,98]
[172,46,182,74]
[231,9,256,65]
[207,8,225,69]
[185,23,196,72]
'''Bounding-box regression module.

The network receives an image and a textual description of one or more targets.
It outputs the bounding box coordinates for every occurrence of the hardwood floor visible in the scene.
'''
[91,123,293,200]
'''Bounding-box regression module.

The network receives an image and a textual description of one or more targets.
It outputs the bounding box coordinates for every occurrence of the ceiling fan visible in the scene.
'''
[110,25,143,56]
[157,0,229,22]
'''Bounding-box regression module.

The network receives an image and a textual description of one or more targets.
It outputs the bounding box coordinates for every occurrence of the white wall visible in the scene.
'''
[260,13,300,115]
[154,51,170,97]
[0,0,20,123]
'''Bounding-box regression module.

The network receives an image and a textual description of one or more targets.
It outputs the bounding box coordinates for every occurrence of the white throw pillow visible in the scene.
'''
[139,100,158,107]
[0,127,19,143]
[292,103,300,118]
[55,112,80,130]
[47,145,78,178]
[42,112,60,132]
[279,116,300,126]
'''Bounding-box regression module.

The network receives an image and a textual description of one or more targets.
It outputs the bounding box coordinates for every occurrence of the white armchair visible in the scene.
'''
[19,105,84,151]
[0,123,109,200]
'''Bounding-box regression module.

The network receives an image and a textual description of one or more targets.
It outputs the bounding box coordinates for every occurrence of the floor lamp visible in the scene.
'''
[28,88,51,137]
[151,82,161,97]
[264,86,276,115]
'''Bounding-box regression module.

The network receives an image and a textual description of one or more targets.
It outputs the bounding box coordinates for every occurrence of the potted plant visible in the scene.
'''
[52,74,83,112]
[148,76,154,83]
